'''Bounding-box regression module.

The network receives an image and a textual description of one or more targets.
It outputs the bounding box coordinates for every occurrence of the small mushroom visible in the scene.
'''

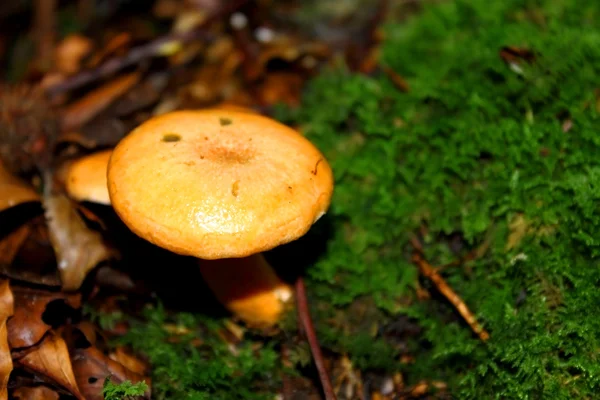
[107,109,333,328]
[65,149,112,205]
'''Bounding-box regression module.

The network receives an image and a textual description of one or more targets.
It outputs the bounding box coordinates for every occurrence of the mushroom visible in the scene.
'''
[106,109,333,328]
[65,149,112,205]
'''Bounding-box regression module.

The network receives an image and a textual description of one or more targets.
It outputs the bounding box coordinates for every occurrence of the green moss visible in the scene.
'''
[116,305,280,399]
[278,0,600,397]
[103,377,148,400]
[112,0,600,398]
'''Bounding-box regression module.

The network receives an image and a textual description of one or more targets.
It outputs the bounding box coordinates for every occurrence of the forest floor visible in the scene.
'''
[1,0,599,399]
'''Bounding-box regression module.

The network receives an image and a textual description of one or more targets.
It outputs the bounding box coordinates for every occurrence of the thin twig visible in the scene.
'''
[295,277,337,400]
[281,343,294,400]
[412,252,490,341]
[45,0,250,95]
[33,0,56,70]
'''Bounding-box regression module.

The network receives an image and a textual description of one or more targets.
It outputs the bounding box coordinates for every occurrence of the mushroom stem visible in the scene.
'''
[197,253,293,328]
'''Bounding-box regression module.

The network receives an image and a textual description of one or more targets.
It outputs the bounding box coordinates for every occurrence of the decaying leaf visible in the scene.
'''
[54,34,94,76]
[43,189,112,291]
[16,333,83,399]
[0,280,14,400]
[7,286,80,349]
[61,71,141,132]
[0,224,30,267]
[12,385,60,400]
[0,161,40,213]
[72,347,151,400]
[108,347,149,375]
[1,217,61,287]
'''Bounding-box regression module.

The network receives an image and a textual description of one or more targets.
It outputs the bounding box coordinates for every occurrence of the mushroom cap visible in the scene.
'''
[107,109,333,259]
[65,149,112,205]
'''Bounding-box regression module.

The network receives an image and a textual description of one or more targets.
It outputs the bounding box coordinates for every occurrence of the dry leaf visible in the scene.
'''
[72,347,151,400]
[1,218,61,287]
[61,72,141,132]
[12,385,60,400]
[506,213,528,251]
[0,224,30,267]
[257,72,303,107]
[43,189,112,291]
[109,347,149,375]
[0,280,14,400]
[54,34,94,75]
[0,161,40,213]
[16,333,83,399]
[8,286,80,349]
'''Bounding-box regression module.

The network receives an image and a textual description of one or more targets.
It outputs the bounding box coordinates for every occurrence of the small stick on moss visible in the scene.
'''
[295,277,337,400]
[411,249,490,341]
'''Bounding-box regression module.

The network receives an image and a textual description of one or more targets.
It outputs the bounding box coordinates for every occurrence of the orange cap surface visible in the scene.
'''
[107,109,333,259]
[65,149,112,205]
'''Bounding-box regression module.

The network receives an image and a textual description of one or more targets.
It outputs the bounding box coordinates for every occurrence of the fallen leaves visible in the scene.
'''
[12,385,59,400]
[72,347,150,400]
[61,72,141,132]
[7,287,80,349]
[0,161,40,213]
[43,189,112,291]
[0,280,14,400]
[15,333,83,399]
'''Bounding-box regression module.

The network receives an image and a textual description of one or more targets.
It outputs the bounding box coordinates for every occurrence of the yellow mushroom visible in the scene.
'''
[106,109,334,328]
[65,149,112,205]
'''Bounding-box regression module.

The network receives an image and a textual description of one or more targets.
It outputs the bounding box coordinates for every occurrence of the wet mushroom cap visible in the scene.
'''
[65,149,112,205]
[107,109,333,259]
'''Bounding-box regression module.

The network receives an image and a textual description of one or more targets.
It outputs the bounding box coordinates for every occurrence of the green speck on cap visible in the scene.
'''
[162,133,181,142]
[219,118,233,126]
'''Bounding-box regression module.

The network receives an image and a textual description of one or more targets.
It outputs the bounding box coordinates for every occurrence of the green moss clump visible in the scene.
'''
[116,305,280,399]
[277,0,600,397]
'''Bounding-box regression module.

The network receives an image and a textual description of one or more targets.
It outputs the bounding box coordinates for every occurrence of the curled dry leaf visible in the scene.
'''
[7,286,81,349]
[0,280,14,400]
[72,347,151,400]
[1,217,61,287]
[43,189,112,291]
[109,347,149,375]
[54,34,94,76]
[0,161,40,213]
[12,385,60,400]
[61,71,141,132]
[16,333,83,399]
[0,224,30,267]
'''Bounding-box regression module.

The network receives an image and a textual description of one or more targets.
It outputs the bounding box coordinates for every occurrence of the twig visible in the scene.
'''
[281,343,293,400]
[33,0,56,70]
[411,252,490,341]
[45,0,250,95]
[295,277,337,400]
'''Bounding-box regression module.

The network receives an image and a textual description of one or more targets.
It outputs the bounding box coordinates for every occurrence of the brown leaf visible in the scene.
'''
[72,347,151,400]
[54,34,94,76]
[0,280,14,400]
[16,333,83,399]
[257,72,303,107]
[61,71,141,132]
[1,217,61,287]
[0,161,40,213]
[12,385,60,400]
[8,286,80,349]
[0,224,30,266]
[43,189,112,291]
[109,347,149,375]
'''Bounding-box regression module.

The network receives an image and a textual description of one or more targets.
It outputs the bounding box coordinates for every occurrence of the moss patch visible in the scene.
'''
[116,0,600,398]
